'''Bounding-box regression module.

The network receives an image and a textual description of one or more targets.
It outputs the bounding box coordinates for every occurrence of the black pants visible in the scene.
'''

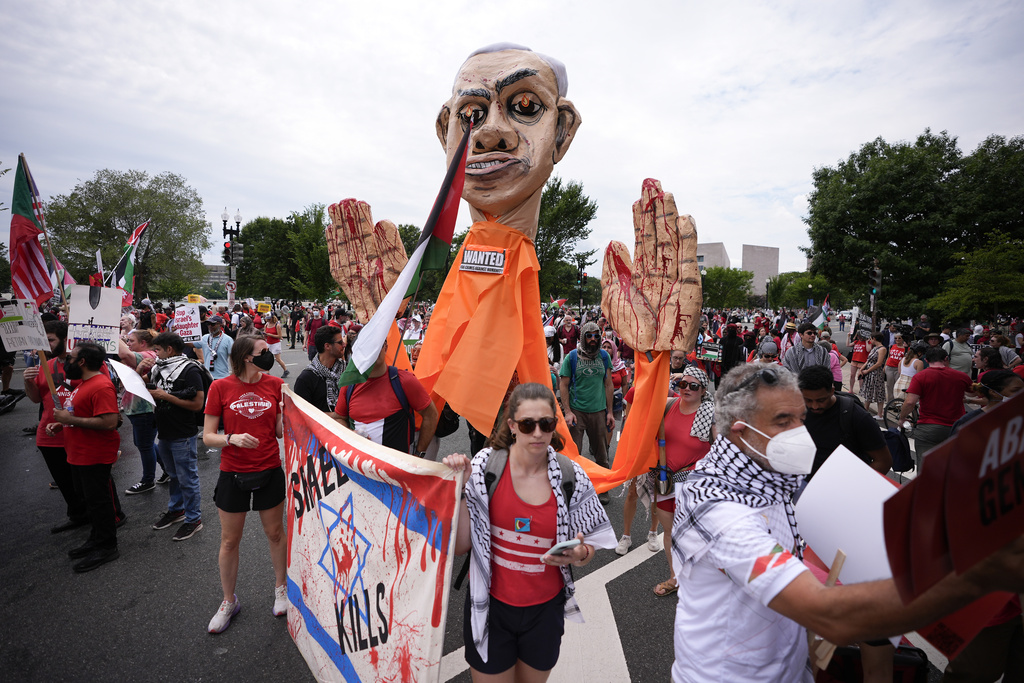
[39,446,87,521]
[71,463,123,550]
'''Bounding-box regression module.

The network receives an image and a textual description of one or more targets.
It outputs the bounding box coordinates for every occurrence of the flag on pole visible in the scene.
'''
[402,125,471,298]
[110,221,149,306]
[9,156,53,307]
[49,256,76,296]
[811,294,830,330]
[339,124,471,387]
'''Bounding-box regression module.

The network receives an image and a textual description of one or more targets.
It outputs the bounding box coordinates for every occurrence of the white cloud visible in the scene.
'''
[1,0,1021,283]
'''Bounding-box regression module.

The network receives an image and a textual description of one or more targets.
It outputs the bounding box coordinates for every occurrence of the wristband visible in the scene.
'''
[657,439,666,446]
[225,434,232,447]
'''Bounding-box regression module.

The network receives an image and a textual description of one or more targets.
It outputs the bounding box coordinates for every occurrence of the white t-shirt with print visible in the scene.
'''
[672,502,811,683]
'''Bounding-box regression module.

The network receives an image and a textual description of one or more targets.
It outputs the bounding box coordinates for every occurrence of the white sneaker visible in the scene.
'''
[614,535,631,556]
[273,584,288,617]
[208,595,240,633]
[647,531,660,552]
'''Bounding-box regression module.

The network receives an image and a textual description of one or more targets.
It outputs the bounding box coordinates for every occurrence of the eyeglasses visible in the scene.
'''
[761,354,777,360]
[679,381,703,391]
[734,367,780,392]
[513,417,558,434]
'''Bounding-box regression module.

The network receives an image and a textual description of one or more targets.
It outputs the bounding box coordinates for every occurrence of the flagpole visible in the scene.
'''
[19,155,68,309]
[104,218,150,287]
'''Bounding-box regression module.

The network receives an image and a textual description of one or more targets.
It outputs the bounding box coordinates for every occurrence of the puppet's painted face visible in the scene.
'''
[441,50,567,217]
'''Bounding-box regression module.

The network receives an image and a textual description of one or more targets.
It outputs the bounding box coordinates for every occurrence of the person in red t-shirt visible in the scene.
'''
[203,335,288,633]
[884,334,907,404]
[48,341,123,573]
[305,308,325,361]
[898,346,972,469]
[848,330,870,392]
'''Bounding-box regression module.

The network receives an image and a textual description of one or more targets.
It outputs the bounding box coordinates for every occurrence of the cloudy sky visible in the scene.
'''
[2,0,1021,280]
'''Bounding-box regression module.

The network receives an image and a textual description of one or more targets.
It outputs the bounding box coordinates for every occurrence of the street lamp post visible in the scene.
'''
[765,278,770,311]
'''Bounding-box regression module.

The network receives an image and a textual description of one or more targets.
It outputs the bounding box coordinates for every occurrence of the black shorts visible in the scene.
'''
[214,467,286,513]
[463,592,565,674]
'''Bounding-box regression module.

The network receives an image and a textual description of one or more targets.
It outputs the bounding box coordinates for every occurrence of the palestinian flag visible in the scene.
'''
[110,221,149,306]
[339,123,471,387]
[8,156,53,307]
[403,125,471,298]
[49,255,76,297]
[810,294,830,330]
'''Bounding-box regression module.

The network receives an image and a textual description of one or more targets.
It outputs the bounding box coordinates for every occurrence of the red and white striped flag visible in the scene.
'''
[9,155,53,307]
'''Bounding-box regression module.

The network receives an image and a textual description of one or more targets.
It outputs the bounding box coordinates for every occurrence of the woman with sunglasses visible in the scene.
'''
[651,366,716,597]
[443,383,616,682]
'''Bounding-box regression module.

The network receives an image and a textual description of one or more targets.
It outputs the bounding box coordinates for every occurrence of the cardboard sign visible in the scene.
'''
[283,388,462,683]
[946,393,1024,574]
[173,303,202,342]
[257,302,271,314]
[0,299,49,352]
[187,294,202,303]
[68,285,121,352]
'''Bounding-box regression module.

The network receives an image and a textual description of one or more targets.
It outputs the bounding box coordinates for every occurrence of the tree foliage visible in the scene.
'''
[777,272,834,310]
[236,217,300,299]
[0,243,11,293]
[536,176,598,300]
[702,267,753,309]
[927,230,1024,319]
[287,204,335,302]
[805,130,1024,320]
[44,169,210,300]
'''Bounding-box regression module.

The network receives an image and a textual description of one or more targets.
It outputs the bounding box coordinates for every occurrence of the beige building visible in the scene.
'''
[696,242,730,270]
[742,245,780,296]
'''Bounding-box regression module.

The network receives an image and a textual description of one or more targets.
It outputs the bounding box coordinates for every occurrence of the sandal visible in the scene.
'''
[653,579,678,597]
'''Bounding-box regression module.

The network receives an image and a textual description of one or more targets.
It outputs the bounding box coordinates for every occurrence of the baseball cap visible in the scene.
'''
[207,315,225,326]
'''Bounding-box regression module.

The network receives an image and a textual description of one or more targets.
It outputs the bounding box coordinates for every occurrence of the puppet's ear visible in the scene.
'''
[436,104,451,151]
[552,99,581,164]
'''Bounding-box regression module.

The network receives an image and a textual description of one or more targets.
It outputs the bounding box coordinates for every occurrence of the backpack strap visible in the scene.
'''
[484,448,509,498]
[387,366,416,452]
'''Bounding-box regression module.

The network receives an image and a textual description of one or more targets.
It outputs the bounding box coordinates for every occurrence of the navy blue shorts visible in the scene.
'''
[463,592,566,674]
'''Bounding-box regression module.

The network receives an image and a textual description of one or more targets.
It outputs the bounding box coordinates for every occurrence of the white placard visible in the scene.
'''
[0,299,49,351]
[795,446,899,583]
[173,303,202,342]
[108,359,155,406]
[68,285,122,353]
[67,324,119,354]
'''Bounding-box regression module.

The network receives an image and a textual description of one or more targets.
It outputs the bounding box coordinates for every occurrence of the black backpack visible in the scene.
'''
[188,359,214,427]
[452,449,576,589]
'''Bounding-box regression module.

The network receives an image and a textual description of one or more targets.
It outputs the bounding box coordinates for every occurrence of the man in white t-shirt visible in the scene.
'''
[670,364,1024,683]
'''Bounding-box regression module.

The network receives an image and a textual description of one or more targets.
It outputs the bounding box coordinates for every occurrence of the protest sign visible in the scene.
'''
[283,387,462,683]
[257,302,271,314]
[68,285,121,353]
[173,303,202,342]
[0,299,49,352]
[187,294,202,304]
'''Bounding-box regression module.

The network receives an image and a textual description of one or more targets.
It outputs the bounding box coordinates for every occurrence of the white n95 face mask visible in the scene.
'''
[735,422,816,475]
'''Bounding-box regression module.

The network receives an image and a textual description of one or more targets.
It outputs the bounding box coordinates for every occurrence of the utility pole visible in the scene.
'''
[866,258,881,333]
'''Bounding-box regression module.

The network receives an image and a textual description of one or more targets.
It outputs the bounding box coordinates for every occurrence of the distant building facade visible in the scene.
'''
[741,245,780,296]
[202,265,229,288]
[696,242,730,270]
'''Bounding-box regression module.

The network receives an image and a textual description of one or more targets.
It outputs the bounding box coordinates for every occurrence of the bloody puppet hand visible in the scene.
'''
[601,179,702,353]
[326,199,408,323]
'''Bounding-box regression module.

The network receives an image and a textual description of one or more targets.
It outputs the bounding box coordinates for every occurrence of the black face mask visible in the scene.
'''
[252,349,275,371]
[64,358,84,380]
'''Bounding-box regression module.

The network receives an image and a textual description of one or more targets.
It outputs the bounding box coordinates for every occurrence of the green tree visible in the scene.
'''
[778,272,832,310]
[950,134,1024,248]
[766,273,797,310]
[287,204,335,302]
[536,177,598,300]
[702,267,753,309]
[236,217,299,299]
[927,230,1024,319]
[0,243,11,293]
[44,169,210,299]
[198,283,227,300]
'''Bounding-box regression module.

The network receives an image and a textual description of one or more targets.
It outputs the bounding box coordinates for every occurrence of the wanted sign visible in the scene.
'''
[459,247,506,274]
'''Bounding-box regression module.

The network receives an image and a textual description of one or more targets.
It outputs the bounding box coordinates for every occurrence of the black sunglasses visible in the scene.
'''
[513,417,558,434]
[735,367,780,391]
[761,354,777,360]
[679,381,703,391]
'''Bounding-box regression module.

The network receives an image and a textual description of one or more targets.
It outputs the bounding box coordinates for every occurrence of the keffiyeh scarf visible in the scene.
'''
[673,435,805,579]
[307,355,344,410]
[681,366,715,442]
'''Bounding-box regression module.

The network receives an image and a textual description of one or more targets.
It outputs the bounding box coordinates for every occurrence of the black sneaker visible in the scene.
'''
[153,510,185,530]
[73,547,119,573]
[68,543,97,559]
[125,481,155,495]
[156,472,171,485]
[282,370,290,378]
[51,517,89,534]
[172,520,203,541]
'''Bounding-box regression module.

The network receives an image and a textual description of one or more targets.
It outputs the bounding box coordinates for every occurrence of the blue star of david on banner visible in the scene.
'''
[317,492,373,627]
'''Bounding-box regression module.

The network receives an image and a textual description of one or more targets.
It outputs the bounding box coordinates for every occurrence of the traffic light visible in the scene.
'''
[582,271,587,280]
[223,241,233,262]
[233,243,245,263]
[866,267,882,296]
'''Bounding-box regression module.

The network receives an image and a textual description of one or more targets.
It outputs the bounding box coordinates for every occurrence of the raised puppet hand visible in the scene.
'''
[326,199,408,323]
[601,179,702,353]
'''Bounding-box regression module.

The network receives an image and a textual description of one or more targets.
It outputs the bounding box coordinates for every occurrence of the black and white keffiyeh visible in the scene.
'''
[681,366,715,442]
[672,435,805,578]
[307,355,344,410]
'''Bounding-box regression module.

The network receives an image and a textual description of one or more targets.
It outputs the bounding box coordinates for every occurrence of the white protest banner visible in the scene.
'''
[173,303,202,342]
[283,387,462,683]
[0,299,49,352]
[68,285,121,352]
[108,359,155,406]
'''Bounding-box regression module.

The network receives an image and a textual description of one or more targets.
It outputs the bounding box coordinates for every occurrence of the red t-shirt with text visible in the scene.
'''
[851,340,868,363]
[488,466,563,606]
[34,357,76,447]
[205,374,285,472]
[886,346,906,367]
[64,373,121,466]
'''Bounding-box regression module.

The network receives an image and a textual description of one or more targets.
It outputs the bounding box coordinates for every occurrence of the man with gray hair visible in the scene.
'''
[670,363,1024,681]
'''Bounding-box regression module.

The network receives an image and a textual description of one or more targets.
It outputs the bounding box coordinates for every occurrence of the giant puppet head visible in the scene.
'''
[435,43,581,239]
